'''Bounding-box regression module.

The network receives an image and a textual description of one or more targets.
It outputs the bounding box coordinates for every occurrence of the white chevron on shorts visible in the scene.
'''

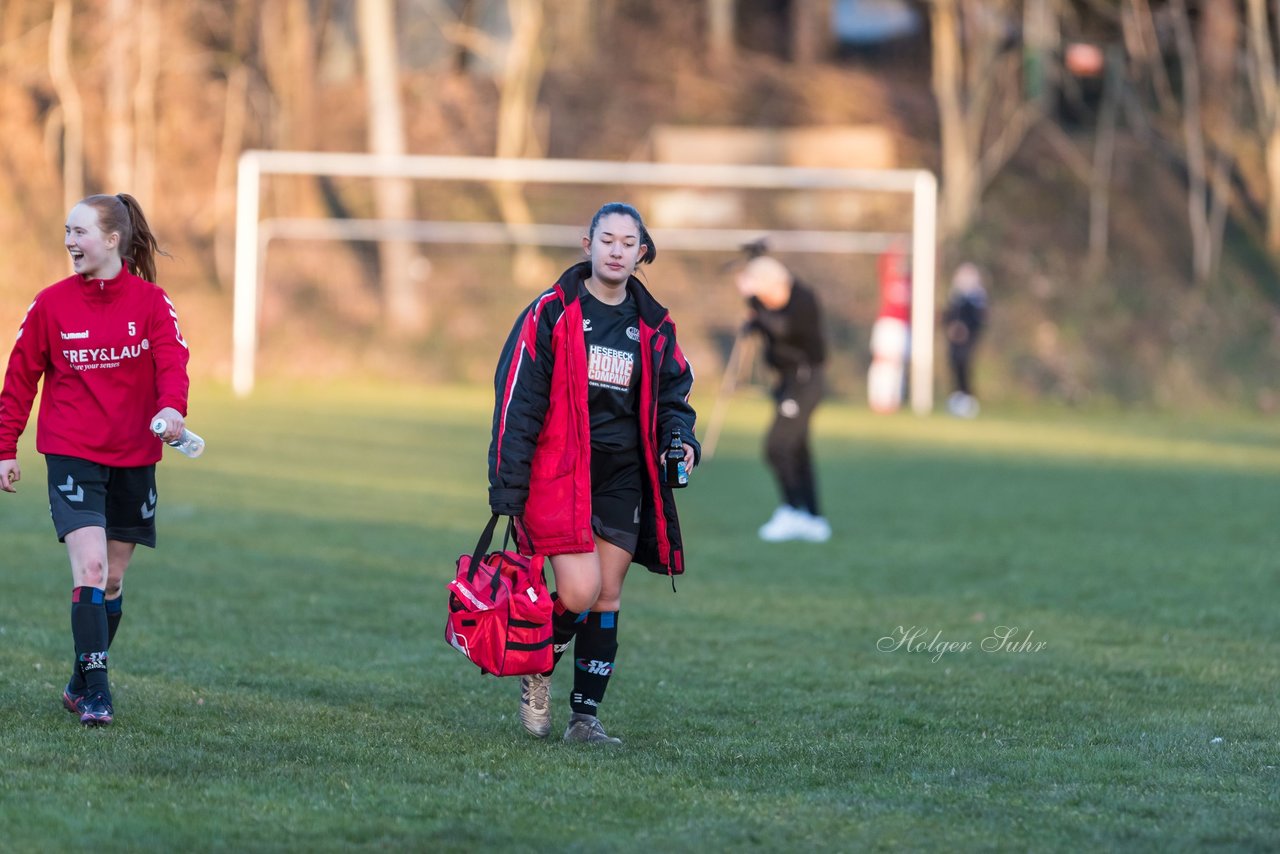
[58,475,84,503]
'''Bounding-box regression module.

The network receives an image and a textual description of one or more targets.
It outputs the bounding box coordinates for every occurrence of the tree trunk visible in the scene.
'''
[1022,0,1058,106]
[1267,129,1280,250]
[931,0,977,237]
[1198,0,1239,142]
[550,0,592,61]
[215,65,250,291]
[707,0,735,68]
[1,0,31,145]
[1245,0,1280,251]
[1125,0,1177,117]
[133,0,160,210]
[48,0,82,210]
[358,0,426,334]
[1171,0,1223,283]
[789,0,831,65]
[260,0,322,216]
[494,0,554,290]
[214,0,255,291]
[107,0,134,192]
[1088,47,1122,274]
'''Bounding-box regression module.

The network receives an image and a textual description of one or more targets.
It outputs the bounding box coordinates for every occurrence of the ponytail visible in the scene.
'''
[80,193,169,282]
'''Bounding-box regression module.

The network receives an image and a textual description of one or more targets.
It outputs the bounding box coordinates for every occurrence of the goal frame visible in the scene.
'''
[233,150,938,411]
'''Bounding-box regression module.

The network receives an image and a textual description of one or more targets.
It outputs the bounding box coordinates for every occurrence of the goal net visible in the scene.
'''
[233,151,937,411]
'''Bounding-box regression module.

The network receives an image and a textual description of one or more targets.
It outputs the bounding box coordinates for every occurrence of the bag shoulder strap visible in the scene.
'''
[467,513,516,588]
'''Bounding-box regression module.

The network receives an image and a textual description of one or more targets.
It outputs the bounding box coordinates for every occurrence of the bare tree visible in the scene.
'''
[106,0,134,192]
[1245,0,1280,251]
[1170,0,1233,283]
[789,0,832,65]
[930,0,1043,238]
[48,0,82,210]
[1088,46,1122,273]
[259,0,330,223]
[550,0,593,61]
[1122,0,1177,118]
[707,0,735,67]
[102,0,158,206]
[133,0,160,210]
[215,0,257,290]
[358,0,426,333]
[493,0,554,289]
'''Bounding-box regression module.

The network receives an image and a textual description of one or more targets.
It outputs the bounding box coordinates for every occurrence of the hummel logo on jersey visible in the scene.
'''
[626,326,640,341]
[582,318,593,332]
[60,330,89,340]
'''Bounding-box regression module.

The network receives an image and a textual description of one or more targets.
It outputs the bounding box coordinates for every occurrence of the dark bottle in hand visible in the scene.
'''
[663,428,688,488]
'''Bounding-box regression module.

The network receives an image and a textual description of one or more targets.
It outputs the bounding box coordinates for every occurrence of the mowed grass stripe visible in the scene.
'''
[1,381,1276,851]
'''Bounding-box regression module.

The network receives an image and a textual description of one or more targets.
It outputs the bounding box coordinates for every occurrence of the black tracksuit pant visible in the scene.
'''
[765,365,824,516]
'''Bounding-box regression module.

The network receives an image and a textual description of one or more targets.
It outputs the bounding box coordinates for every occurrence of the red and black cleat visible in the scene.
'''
[78,692,113,727]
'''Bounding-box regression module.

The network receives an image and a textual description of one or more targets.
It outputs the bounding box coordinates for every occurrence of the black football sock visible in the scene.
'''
[66,593,86,695]
[70,586,110,697]
[106,595,124,648]
[570,610,619,718]
[546,592,587,675]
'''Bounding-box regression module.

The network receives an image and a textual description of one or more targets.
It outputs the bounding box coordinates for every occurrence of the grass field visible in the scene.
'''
[2,381,1278,852]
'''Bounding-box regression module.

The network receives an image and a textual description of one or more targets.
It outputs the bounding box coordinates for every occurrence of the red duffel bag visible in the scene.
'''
[446,513,553,677]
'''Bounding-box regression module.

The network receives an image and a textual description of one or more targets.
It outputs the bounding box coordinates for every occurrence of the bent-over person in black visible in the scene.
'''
[736,256,831,543]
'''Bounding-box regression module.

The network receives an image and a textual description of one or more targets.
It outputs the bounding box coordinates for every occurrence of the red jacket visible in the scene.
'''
[877,244,912,323]
[488,263,699,577]
[0,267,190,467]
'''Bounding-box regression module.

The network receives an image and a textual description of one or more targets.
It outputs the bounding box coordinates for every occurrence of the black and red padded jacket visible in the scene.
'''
[488,262,699,578]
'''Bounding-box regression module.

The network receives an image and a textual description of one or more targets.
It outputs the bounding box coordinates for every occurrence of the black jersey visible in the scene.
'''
[581,290,641,452]
[747,280,826,376]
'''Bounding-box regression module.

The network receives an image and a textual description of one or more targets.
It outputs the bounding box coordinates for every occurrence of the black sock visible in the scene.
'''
[70,586,109,696]
[106,595,124,648]
[570,610,619,717]
[547,592,586,675]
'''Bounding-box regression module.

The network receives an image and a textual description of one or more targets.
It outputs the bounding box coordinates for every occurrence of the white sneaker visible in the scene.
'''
[948,392,979,418]
[519,672,551,738]
[797,513,832,543]
[758,505,805,542]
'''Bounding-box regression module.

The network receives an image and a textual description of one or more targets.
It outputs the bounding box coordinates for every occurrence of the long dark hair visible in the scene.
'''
[80,193,168,282]
[588,202,657,265]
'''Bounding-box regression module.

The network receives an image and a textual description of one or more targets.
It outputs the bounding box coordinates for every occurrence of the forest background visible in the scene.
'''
[2,0,1279,412]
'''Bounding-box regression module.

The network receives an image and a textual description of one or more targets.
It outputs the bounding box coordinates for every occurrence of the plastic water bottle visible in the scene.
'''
[663,428,688,488]
[151,418,205,459]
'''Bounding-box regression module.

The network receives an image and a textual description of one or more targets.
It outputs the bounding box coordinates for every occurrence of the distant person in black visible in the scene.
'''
[943,262,988,418]
[736,256,830,543]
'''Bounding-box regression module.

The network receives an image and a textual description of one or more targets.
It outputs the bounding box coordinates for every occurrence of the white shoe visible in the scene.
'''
[797,513,832,543]
[948,392,979,418]
[563,712,622,745]
[519,672,551,738]
[758,505,805,542]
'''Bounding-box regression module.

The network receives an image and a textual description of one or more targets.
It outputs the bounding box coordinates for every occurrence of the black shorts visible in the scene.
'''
[590,447,642,555]
[46,455,158,547]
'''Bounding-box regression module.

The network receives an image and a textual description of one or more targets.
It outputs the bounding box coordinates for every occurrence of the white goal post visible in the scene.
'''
[233,150,938,411]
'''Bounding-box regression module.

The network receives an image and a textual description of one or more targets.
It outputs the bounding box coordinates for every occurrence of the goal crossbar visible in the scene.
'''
[234,150,938,410]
